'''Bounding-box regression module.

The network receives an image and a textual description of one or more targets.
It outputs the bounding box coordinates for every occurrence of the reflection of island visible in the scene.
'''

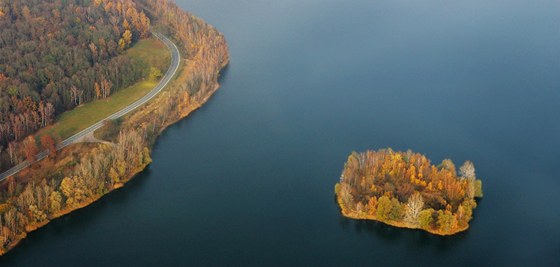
[335,149,483,235]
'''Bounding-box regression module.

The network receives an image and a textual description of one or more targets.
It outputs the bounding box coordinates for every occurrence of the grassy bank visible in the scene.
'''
[37,38,171,140]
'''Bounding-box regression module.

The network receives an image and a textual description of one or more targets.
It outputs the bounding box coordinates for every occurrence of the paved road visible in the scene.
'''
[0,33,181,181]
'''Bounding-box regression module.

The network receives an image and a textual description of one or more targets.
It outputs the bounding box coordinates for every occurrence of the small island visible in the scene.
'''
[335,149,483,235]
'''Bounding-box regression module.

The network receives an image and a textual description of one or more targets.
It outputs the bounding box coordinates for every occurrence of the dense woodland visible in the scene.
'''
[0,0,151,149]
[335,149,483,235]
[0,0,229,254]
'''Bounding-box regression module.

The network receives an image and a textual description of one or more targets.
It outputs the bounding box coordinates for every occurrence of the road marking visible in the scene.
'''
[0,33,181,181]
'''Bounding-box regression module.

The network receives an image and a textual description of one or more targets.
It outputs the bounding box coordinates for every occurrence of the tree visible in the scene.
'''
[458,200,474,227]
[418,209,434,229]
[338,183,354,212]
[456,205,468,227]
[440,159,456,175]
[375,196,392,221]
[29,205,47,223]
[142,147,152,165]
[40,134,57,159]
[118,38,126,51]
[122,30,132,47]
[101,78,113,98]
[436,210,456,232]
[366,196,377,215]
[149,67,163,81]
[22,136,38,162]
[7,142,17,164]
[60,177,75,200]
[475,180,483,198]
[459,161,476,179]
[49,191,62,214]
[139,12,150,37]
[404,192,424,225]
[356,202,365,215]
[388,197,403,221]
[95,82,102,99]
[109,167,120,184]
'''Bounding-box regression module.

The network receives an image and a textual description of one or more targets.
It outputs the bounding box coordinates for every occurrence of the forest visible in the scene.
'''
[0,0,229,255]
[0,0,150,149]
[335,149,483,235]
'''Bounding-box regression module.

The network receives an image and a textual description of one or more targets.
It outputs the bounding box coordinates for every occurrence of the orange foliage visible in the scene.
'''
[335,148,483,235]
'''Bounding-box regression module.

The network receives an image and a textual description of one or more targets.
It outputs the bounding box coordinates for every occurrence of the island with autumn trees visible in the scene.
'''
[0,0,228,255]
[335,149,483,235]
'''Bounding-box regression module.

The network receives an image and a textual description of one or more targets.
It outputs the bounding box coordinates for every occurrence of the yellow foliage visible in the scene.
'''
[335,149,483,235]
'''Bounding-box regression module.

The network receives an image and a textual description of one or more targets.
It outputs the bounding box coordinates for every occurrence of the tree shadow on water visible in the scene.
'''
[334,196,470,252]
[345,217,470,252]
[353,220,468,252]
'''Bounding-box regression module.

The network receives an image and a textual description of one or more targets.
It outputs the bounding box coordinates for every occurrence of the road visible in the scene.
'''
[0,33,181,181]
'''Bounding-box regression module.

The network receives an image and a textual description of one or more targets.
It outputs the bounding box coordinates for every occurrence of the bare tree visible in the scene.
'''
[460,161,476,198]
[7,142,17,164]
[459,161,476,180]
[405,192,424,225]
[70,86,79,106]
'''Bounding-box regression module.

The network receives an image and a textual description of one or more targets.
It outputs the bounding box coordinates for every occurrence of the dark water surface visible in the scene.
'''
[2,0,560,266]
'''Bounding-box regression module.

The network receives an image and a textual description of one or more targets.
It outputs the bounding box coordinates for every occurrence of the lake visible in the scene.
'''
[1,0,559,265]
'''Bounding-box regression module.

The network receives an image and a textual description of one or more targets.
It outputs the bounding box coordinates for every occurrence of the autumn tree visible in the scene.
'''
[149,67,163,81]
[404,192,424,225]
[335,149,483,234]
[388,197,403,221]
[121,30,133,49]
[40,134,57,159]
[375,196,392,221]
[0,0,150,148]
[95,82,102,99]
[440,159,457,175]
[366,196,377,215]
[22,136,38,162]
[475,180,483,198]
[109,167,120,184]
[437,210,456,232]
[29,205,47,223]
[337,183,354,212]
[418,209,434,229]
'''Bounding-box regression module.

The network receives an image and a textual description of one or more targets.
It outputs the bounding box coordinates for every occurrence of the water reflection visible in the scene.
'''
[342,216,468,249]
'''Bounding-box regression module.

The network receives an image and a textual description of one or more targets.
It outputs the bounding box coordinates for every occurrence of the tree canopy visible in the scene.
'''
[0,0,150,147]
[335,149,483,235]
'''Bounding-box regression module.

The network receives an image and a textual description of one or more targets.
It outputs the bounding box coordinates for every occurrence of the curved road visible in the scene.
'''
[0,33,181,181]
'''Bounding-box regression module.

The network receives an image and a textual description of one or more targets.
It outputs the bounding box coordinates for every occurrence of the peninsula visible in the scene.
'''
[335,149,483,235]
[0,0,229,255]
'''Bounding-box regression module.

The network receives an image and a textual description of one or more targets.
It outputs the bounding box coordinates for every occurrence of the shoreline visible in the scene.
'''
[338,205,469,236]
[0,8,230,255]
[1,60,228,256]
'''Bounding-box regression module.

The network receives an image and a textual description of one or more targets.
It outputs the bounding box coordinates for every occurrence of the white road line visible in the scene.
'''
[0,33,181,181]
